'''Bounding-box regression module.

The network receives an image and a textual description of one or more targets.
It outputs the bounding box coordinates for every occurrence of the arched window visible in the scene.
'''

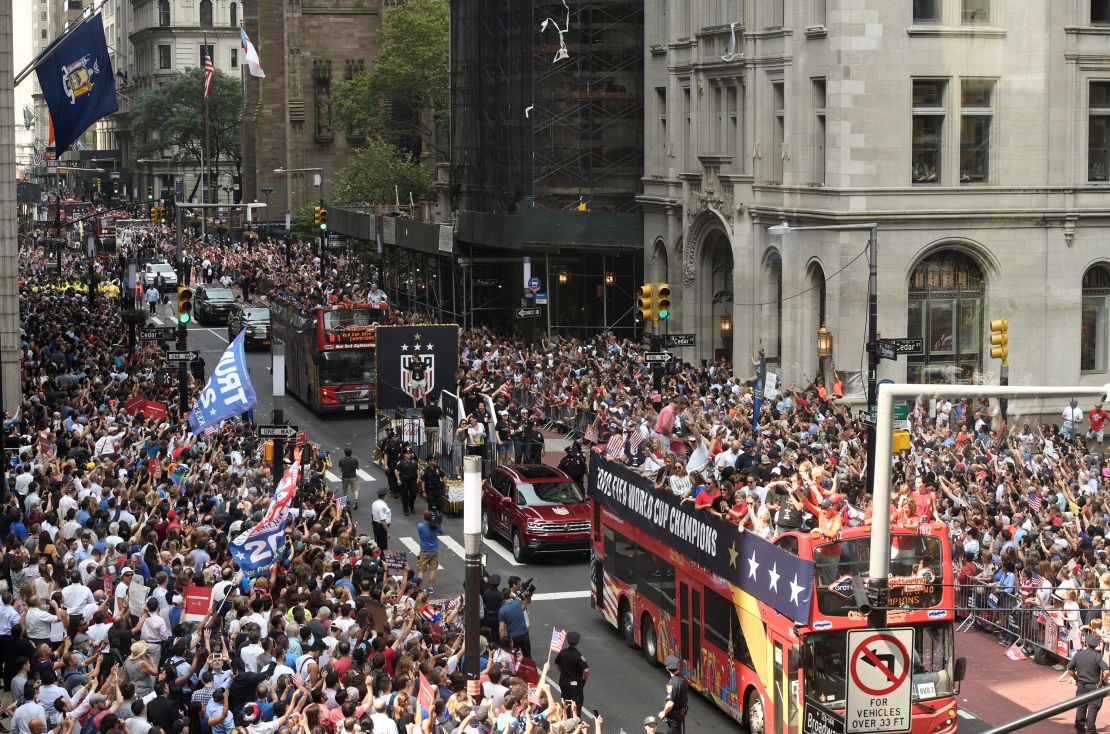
[158,0,170,27]
[908,250,985,384]
[230,2,238,27]
[1082,264,1110,372]
[762,250,783,360]
[199,0,213,27]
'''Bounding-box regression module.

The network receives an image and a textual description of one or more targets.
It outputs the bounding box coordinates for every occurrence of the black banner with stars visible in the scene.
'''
[374,325,459,412]
[588,454,816,624]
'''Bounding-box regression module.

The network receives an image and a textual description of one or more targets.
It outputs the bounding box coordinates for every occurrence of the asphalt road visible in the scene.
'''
[161,308,997,734]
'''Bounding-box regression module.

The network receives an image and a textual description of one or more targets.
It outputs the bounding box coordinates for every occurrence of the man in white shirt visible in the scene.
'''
[61,571,94,615]
[240,628,265,673]
[371,490,392,550]
[24,597,62,644]
[1062,399,1084,440]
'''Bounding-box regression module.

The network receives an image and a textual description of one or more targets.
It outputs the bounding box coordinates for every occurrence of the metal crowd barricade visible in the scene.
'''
[956,580,1073,666]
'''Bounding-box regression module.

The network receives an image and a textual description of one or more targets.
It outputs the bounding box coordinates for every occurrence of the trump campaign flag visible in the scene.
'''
[189,330,257,435]
[230,454,301,578]
[33,13,118,155]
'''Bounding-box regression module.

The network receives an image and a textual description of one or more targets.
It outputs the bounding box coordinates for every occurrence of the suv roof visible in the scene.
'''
[506,465,566,481]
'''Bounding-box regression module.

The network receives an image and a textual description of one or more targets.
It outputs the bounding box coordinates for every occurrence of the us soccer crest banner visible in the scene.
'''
[375,325,459,411]
[33,13,119,155]
[188,330,257,435]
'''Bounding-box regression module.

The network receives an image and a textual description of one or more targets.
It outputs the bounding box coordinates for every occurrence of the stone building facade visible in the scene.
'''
[641,0,1110,395]
[241,0,382,222]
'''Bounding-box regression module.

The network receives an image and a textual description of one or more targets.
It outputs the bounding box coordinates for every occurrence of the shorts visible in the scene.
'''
[417,552,438,574]
[1088,428,1105,442]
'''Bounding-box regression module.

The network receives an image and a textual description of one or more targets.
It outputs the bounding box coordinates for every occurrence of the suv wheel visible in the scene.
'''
[481,509,492,538]
[512,529,528,563]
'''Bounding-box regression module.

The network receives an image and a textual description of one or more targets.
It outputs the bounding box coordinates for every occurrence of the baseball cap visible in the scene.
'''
[663,654,680,670]
[566,630,580,645]
[1087,633,1102,648]
[643,716,659,726]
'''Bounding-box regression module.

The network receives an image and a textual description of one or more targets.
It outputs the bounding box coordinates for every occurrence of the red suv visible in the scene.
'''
[481,465,591,562]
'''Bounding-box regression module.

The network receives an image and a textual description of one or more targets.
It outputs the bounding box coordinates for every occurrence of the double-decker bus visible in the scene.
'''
[588,454,965,734]
[268,293,386,413]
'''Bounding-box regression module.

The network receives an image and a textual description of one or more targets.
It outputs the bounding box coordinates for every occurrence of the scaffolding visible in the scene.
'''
[450,0,644,215]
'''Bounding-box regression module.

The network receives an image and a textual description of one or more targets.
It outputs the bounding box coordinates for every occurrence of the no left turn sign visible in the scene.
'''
[845,627,914,733]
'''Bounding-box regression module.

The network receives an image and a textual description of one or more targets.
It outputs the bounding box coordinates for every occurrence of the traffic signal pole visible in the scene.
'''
[176,322,189,414]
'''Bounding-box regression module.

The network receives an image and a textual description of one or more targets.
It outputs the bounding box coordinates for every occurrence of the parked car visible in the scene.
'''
[228,302,272,349]
[481,464,591,562]
[193,285,237,324]
[141,262,178,289]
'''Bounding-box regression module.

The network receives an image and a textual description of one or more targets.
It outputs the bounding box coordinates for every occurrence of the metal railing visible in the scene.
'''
[956,580,1081,665]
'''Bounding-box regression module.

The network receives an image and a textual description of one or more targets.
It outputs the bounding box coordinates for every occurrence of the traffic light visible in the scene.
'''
[314,206,324,228]
[990,318,1008,362]
[150,206,160,224]
[636,284,655,323]
[657,283,671,321]
[319,206,328,232]
[177,286,193,324]
[147,186,154,200]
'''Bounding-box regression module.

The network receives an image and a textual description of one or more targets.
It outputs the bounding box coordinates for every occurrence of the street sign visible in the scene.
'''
[165,350,199,363]
[138,326,177,341]
[845,627,914,733]
[644,351,672,364]
[878,342,897,361]
[154,369,175,388]
[258,425,299,440]
[515,307,542,318]
[864,405,910,422]
[528,277,541,294]
[535,293,548,305]
[804,699,845,734]
[663,333,696,348]
[881,338,924,355]
[857,409,876,427]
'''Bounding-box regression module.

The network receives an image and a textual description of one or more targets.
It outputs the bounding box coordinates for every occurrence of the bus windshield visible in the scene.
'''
[813,535,943,614]
[804,624,954,708]
[319,350,375,384]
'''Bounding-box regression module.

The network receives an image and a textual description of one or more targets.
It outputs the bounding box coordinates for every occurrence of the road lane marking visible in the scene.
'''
[150,316,163,325]
[530,590,591,601]
[202,328,229,343]
[356,469,374,481]
[956,710,975,720]
[400,537,443,569]
[440,534,523,567]
[325,470,340,483]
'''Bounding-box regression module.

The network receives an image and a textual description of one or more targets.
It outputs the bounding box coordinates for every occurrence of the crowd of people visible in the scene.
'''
[7,214,1110,734]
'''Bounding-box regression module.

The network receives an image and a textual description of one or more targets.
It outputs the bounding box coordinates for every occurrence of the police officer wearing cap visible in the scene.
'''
[555,630,589,712]
[658,655,688,734]
[1069,633,1109,733]
[394,449,419,516]
[382,429,402,498]
[558,442,587,489]
[420,455,447,512]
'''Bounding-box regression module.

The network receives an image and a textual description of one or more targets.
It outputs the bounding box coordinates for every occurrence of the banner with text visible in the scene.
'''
[588,454,815,624]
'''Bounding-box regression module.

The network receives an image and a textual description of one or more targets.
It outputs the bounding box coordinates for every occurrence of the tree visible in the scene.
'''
[331,0,448,157]
[330,138,435,207]
[129,68,243,201]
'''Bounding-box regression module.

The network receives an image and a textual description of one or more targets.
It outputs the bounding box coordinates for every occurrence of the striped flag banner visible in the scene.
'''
[583,419,599,444]
[549,627,567,654]
[527,686,540,706]
[605,434,625,458]
[629,428,644,453]
[203,48,215,101]
[1028,492,1041,512]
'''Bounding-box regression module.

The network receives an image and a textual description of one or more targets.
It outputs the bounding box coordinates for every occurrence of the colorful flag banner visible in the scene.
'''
[230,454,301,578]
[417,671,435,713]
[188,330,257,435]
[1004,643,1027,661]
[240,27,266,78]
[203,48,215,101]
[604,435,625,458]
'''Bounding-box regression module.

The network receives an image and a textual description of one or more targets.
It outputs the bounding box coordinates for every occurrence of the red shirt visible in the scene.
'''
[1090,409,1108,432]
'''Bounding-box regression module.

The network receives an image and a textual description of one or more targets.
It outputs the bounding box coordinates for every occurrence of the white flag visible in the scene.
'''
[240,27,266,78]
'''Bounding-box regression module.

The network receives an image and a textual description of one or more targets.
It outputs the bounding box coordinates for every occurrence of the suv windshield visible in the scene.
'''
[243,308,269,321]
[206,288,235,300]
[517,481,584,506]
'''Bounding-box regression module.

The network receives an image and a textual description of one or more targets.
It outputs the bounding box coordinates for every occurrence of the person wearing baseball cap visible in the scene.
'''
[657,655,688,733]
[643,716,659,731]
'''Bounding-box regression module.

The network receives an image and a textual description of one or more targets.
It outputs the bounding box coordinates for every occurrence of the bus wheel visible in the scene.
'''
[641,614,660,666]
[619,599,637,648]
[745,689,766,734]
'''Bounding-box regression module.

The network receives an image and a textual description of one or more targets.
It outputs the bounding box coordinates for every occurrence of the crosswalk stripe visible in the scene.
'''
[356,469,374,481]
[400,537,443,569]
[439,535,467,561]
[325,470,340,482]
[956,710,975,720]
[150,316,163,325]
[441,533,523,567]
[530,590,590,601]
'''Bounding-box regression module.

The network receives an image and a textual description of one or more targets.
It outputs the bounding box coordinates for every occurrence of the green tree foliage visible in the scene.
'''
[129,68,242,200]
[330,138,435,207]
[331,0,448,154]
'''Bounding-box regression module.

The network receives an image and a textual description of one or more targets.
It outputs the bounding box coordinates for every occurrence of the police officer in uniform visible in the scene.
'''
[558,442,587,489]
[657,655,688,734]
[554,630,589,712]
[420,455,447,512]
[382,429,403,498]
[394,449,420,516]
[1069,633,1109,733]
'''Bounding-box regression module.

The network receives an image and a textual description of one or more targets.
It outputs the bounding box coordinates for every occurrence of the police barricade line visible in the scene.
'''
[958,581,1075,665]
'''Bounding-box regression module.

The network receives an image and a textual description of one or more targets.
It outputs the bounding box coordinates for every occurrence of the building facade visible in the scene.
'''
[642,0,1110,393]
[240,0,384,223]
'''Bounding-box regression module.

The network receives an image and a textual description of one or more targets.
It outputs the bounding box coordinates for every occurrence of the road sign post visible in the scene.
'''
[643,351,672,364]
[804,699,845,734]
[515,307,542,319]
[166,350,200,363]
[663,334,696,348]
[138,326,177,341]
[258,424,299,440]
[845,628,914,734]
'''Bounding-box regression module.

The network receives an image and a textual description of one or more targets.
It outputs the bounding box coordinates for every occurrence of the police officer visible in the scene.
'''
[657,655,688,734]
[558,442,587,489]
[1069,633,1109,734]
[554,630,589,712]
[420,455,447,512]
[382,429,402,498]
[394,449,420,516]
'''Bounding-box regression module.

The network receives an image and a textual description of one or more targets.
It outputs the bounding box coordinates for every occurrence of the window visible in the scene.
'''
[41,29,47,39]
[230,2,238,27]
[912,79,945,184]
[1082,265,1110,372]
[230,48,238,68]
[908,250,985,383]
[962,0,990,23]
[770,0,785,28]
[960,79,993,183]
[1090,82,1110,182]
[683,86,692,169]
[603,527,637,584]
[158,44,171,69]
[199,0,213,27]
[200,44,214,67]
[913,0,941,22]
[158,0,170,27]
[39,11,46,21]
[656,87,667,169]
[713,84,724,152]
[702,588,753,668]
[727,84,739,168]
[771,81,785,182]
[638,551,676,614]
[813,78,826,184]
[813,0,827,25]
[1094,0,1110,24]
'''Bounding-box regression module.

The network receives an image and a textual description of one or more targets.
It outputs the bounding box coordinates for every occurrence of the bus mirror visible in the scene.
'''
[953,657,967,682]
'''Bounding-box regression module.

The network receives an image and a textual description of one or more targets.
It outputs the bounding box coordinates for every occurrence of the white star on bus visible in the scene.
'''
[788,575,805,605]
[747,552,760,580]
[767,563,780,592]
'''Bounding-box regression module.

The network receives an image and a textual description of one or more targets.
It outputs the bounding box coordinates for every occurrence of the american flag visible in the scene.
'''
[605,434,625,458]
[203,48,215,102]
[291,672,304,687]
[527,686,540,706]
[1028,491,1041,512]
[583,419,599,444]
[629,428,644,453]
[549,627,567,653]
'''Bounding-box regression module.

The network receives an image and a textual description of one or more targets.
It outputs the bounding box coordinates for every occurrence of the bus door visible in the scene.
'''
[677,582,702,670]
[771,638,802,734]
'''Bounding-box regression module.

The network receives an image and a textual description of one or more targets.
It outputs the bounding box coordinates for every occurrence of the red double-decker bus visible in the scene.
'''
[268,294,386,413]
[588,454,964,734]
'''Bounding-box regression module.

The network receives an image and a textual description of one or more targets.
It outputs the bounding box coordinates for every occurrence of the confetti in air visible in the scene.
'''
[539,0,572,64]
[721,21,740,62]
[525,105,534,118]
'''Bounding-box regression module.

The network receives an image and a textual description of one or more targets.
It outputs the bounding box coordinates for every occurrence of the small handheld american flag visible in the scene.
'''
[527,685,540,706]
[605,434,625,458]
[629,428,644,453]
[549,627,567,653]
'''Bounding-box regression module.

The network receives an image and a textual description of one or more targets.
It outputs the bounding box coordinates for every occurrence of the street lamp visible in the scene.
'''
[817,324,833,358]
[719,314,733,340]
[558,268,569,285]
[603,271,615,286]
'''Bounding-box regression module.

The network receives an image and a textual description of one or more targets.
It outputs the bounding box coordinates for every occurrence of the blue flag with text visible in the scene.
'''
[33,13,119,155]
[230,456,301,578]
[188,330,257,435]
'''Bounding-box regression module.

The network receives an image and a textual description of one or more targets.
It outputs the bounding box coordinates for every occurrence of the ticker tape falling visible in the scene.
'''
[540,0,571,64]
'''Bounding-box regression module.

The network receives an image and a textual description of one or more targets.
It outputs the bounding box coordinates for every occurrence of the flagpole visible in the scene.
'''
[202,38,210,239]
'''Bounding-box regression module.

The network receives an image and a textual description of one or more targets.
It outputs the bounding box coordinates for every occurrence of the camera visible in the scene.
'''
[520,577,537,598]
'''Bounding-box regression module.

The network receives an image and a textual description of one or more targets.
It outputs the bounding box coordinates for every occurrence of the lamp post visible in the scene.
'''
[261,187,274,226]
[462,455,483,702]
[817,324,833,384]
